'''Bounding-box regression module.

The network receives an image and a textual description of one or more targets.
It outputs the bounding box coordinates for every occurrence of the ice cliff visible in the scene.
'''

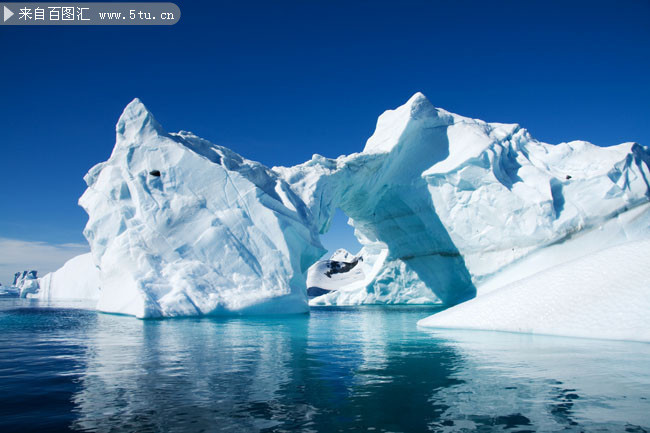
[8,254,101,302]
[79,99,325,318]
[36,253,101,302]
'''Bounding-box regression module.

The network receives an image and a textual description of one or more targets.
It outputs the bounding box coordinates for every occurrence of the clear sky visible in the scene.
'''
[0,0,649,282]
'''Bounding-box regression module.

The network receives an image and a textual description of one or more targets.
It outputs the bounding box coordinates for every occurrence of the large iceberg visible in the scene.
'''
[79,99,325,318]
[278,93,650,306]
[50,93,647,319]
[417,239,650,342]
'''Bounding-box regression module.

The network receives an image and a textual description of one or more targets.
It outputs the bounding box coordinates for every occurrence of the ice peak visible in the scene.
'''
[405,92,435,117]
[116,98,166,142]
[363,92,445,154]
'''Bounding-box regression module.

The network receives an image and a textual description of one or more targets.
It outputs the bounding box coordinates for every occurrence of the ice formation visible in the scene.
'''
[14,270,39,298]
[63,92,648,319]
[306,248,365,295]
[417,239,650,342]
[79,99,325,318]
[6,254,101,302]
[278,93,650,306]
[34,253,101,302]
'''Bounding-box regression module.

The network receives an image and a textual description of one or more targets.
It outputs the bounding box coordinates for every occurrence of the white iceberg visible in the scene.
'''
[36,93,647,319]
[417,239,650,342]
[276,92,650,306]
[79,99,325,318]
[13,270,39,298]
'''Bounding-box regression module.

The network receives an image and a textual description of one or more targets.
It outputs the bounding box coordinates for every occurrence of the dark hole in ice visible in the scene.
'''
[149,170,161,177]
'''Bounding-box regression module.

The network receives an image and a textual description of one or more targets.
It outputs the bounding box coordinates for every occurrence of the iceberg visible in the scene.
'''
[417,239,650,342]
[79,99,325,318]
[13,270,39,298]
[0,283,16,296]
[43,92,647,319]
[7,254,100,302]
[35,253,101,302]
[276,93,650,306]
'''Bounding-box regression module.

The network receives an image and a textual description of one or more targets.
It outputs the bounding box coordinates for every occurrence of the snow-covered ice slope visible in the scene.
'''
[306,248,365,293]
[275,92,650,306]
[35,253,101,302]
[417,239,650,342]
[79,99,325,318]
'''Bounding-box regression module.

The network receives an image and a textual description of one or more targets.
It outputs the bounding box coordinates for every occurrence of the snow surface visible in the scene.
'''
[34,253,100,302]
[418,239,650,342]
[306,248,365,293]
[329,248,357,262]
[79,99,325,318]
[276,92,650,306]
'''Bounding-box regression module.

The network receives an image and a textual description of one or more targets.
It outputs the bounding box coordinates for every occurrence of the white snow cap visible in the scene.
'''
[363,92,454,154]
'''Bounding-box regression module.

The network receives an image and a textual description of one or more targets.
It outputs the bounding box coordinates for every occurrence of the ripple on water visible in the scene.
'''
[0,301,648,432]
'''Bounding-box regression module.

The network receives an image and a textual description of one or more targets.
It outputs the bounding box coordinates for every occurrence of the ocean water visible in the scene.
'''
[0,297,648,432]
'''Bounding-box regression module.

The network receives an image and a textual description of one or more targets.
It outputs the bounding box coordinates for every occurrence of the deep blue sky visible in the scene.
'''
[1,0,649,258]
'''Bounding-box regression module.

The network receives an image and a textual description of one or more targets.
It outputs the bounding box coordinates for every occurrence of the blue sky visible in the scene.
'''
[0,0,649,281]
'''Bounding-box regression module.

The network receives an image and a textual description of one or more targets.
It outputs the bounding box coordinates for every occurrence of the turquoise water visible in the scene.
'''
[0,297,649,432]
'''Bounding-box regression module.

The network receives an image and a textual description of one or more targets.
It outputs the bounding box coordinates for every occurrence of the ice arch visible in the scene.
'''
[276,92,650,307]
[56,92,649,318]
[274,93,476,306]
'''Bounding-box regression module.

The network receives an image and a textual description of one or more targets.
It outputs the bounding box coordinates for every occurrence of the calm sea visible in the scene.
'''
[0,297,648,432]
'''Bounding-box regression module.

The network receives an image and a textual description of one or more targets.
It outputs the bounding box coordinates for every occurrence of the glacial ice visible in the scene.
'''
[417,239,650,342]
[79,99,325,318]
[34,253,101,302]
[13,270,39,298]
[62,92,649,320]
[279,93,650,306]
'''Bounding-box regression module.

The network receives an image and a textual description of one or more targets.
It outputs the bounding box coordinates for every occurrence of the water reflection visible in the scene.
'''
[70,306,467,432]
[72,315,300,431]
[422,329,650,431]
[4,303,645,432]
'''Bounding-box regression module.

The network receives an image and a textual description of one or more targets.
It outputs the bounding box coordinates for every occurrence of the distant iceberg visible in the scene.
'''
[13,270,39,298]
